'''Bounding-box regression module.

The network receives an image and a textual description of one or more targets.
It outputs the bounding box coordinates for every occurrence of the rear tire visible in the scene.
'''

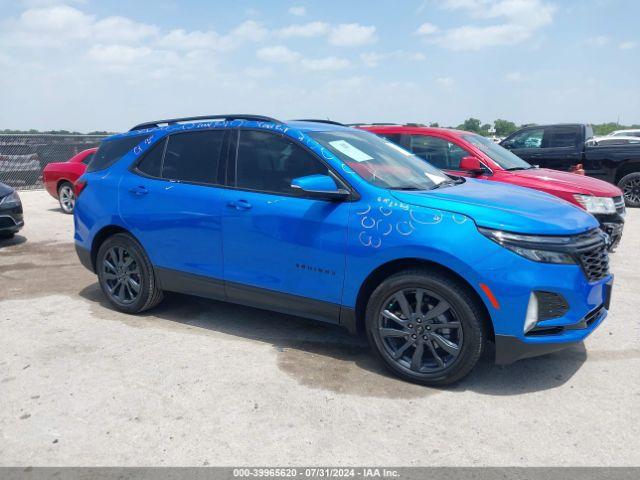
[365,269,486,386]
[96,233,163,313]
[58,181,75,214]
[618,172,640,208]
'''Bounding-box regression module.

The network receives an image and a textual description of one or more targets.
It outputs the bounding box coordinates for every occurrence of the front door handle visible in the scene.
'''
[227,199,252,210]
[129,186,149,196]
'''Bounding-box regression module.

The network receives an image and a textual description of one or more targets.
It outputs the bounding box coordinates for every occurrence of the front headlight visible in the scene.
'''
[573,195,616,214]
[0,190,21,207]
[478,227,576,264]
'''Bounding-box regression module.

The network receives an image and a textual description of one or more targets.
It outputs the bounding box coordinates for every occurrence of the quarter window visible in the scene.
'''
[235,130,328,195]
[408,135,469,170]
[162,130,225,184]
[136,138,165,178]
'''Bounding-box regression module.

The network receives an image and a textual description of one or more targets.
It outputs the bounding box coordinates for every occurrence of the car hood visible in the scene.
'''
[0,182,14,198]
[390,178,599,235]
[504,168,622,197]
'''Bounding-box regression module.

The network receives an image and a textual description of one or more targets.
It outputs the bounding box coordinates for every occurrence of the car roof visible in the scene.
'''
[357,124,470,137]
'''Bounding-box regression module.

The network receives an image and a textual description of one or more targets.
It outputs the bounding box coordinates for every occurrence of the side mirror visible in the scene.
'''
[291,174,350,201]
[459,156,484,175]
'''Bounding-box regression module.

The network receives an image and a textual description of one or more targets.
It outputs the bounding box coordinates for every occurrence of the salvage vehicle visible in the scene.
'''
[609,129,640,138]
[43,147,96,214]
[0,144,41,188]
[0,181,24,239]
[358,124,625,250]
[500,123,640,207]
[74,115,612,386]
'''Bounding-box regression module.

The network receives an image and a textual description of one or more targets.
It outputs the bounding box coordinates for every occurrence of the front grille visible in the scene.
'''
[614,196,625,216]
[536,291,569,320]
[573,229,609,282]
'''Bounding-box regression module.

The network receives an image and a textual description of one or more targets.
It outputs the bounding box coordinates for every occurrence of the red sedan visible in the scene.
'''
[43,147,96,213]
[357,125,625,249]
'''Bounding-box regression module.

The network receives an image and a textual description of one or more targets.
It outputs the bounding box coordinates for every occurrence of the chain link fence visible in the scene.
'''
[0,134,108,190]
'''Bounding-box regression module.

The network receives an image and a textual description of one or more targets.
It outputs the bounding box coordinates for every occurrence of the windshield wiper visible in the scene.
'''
[505,166,531,171]
[392,186,423,191]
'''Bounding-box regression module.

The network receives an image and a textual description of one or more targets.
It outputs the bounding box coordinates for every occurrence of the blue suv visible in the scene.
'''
[74,115,613,385]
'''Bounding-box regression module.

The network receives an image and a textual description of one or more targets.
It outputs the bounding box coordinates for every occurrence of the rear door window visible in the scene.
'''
[88,135,147,172]
[545,126,580,148]
[408,135,469,169]
[162,130,225,184]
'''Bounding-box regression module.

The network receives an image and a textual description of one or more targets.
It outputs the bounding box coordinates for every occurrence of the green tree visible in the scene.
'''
[458,117,482,133]
[429,122,439,127]
[493,119,518,137]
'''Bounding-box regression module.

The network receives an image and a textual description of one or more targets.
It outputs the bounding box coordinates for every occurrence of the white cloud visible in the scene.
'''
[505,71,523,82]
[288,6,306,16]
[158,29,225,50]
[586,35,609,47]
[257,45,301,63]
[328,23,377,47]
[415,22,439,35]
[230,20,268,42]
[619,41,637,50]
[276,21,329,38]
[301,56,350,71]
[360,51,426,67]
[87,44,152,64]
[435,76,455,88]
[430,0,556,50]
[93,16,159,43]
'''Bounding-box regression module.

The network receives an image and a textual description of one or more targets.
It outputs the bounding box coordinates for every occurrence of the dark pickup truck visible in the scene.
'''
[501,123,640,207]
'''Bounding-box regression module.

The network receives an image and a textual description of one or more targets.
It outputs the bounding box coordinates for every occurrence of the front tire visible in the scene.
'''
[618,172,640,207]
[366,269,486,386]
[96,233,163,313]
[58,182,75,214]
[0,231,16,240]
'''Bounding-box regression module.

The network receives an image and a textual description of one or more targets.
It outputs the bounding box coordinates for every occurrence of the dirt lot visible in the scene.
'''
[1,190,639,466]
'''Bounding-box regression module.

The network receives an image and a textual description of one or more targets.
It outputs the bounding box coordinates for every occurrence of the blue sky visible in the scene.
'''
[0,0,638,132]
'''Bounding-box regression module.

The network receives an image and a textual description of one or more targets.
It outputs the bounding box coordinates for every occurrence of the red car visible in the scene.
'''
[357,125,625,249]
[43,148,96,214]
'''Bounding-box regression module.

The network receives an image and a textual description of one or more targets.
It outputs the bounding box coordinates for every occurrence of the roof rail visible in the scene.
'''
[291,119,346,126]
[129,114,282,132]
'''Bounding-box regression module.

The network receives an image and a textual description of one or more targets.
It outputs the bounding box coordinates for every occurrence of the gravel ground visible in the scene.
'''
[0,190,639,466]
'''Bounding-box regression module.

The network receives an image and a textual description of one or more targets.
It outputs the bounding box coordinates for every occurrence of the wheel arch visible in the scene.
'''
[615,160,640,184]
[352,258,494,340]
[56,178,74,194]
[90,225,137,272]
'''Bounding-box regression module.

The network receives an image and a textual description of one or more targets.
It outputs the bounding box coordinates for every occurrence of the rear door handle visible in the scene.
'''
[129,186,149,196]
[227,199,252,210]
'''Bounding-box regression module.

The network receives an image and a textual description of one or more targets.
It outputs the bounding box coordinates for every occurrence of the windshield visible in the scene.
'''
[308,130,450,190]
[463,134,532,170]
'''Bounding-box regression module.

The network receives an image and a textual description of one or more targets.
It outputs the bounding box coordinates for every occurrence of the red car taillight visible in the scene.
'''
[74,179,87,197]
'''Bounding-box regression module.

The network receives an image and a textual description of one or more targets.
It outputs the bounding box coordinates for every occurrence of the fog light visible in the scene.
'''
[524,292,539,334]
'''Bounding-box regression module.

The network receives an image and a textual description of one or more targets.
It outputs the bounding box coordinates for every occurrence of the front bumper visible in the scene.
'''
[0,204,24,235]
[495,300,608,364]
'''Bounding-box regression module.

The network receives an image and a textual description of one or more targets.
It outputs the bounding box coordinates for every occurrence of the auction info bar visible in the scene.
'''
[0,468,639,480]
